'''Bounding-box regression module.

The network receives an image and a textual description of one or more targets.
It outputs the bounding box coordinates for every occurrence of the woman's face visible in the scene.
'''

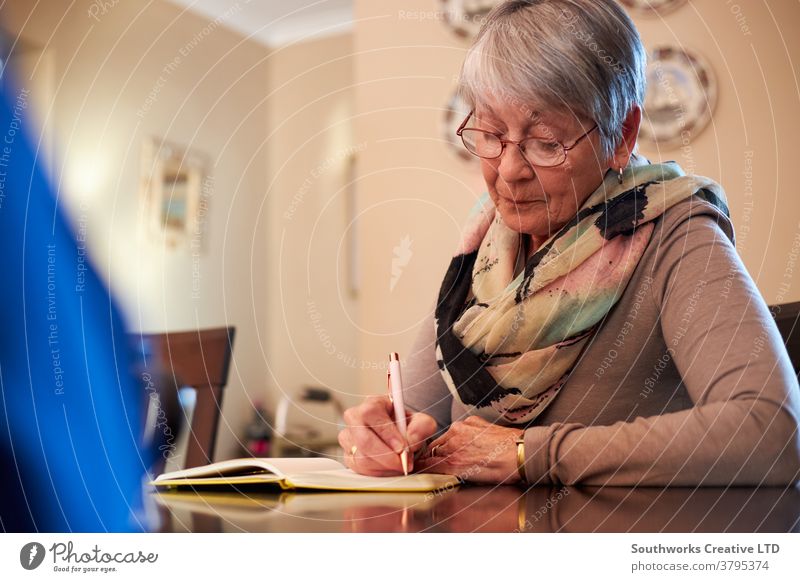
[474,95,609,241]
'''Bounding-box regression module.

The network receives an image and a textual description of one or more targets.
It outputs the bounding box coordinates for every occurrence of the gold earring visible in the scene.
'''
[618,167,624,185]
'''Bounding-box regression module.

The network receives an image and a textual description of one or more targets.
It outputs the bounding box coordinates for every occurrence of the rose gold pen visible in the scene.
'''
[387,352,409,475]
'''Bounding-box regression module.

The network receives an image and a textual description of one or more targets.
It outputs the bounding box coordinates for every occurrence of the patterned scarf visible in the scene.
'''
[433,156,730,425]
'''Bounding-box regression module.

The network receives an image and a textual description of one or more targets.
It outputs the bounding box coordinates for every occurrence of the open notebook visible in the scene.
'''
[151,457,460,493]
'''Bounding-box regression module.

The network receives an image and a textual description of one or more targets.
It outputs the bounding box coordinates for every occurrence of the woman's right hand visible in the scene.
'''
[338,395,438,477]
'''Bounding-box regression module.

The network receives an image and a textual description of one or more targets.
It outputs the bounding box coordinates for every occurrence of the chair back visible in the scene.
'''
[772,302,800,375]
[134,327,235,469]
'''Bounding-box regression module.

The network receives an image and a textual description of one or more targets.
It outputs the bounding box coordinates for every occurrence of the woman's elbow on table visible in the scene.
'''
[758,406,800,486]
[725,397,800,486]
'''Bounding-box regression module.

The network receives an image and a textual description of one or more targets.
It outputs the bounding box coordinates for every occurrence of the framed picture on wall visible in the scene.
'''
[140,137,209,250]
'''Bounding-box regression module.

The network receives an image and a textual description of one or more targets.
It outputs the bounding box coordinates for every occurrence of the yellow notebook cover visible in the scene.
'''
[151,456,460,493]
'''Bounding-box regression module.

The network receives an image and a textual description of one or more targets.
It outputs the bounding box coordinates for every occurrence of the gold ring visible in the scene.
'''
[430,444,440,457]
[350,445,358,457]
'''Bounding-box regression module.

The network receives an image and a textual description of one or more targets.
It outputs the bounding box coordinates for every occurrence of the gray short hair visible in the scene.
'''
[457,0,647,160]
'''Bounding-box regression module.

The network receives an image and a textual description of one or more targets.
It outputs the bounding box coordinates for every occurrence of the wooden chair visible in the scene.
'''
[133,327,236,469]
[771,301,800,375]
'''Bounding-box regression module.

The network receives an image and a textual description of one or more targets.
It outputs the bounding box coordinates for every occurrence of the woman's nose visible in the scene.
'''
[496,143,535,182]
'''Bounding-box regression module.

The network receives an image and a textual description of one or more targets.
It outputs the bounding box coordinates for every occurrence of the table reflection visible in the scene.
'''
[150,483,800,533]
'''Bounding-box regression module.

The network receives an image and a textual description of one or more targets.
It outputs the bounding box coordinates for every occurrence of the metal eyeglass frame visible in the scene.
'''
[455,109,598,168]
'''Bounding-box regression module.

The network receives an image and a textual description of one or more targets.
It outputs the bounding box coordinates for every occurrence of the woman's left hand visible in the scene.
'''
[414,415,524,485]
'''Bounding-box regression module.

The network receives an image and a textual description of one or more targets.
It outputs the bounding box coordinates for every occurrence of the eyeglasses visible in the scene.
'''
[455,109,598,168]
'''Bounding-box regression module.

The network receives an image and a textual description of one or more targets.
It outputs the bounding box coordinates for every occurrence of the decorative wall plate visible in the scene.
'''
[437,0,504,39]
[639,45,717,149]
[619,0,688,16]
[442,90,477,163]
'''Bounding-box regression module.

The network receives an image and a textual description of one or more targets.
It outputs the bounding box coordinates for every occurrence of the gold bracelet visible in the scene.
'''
[515,432,527,484]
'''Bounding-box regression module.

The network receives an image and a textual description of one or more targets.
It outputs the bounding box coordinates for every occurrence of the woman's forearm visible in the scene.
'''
[521,396,800,486]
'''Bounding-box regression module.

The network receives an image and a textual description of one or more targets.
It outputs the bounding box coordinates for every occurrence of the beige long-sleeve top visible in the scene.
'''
[403,194,800,486]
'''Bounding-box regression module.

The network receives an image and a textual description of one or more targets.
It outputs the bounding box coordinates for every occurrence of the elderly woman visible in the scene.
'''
[338,0,800,486]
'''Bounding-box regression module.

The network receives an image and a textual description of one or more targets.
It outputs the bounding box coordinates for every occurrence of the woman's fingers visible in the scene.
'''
[340,395,413,475]
[348,424,405,472]
[338,427,401,476]
[340,397,444,475]
[345,395,406,453]
[363,401,407,453]
[406,412,438,453]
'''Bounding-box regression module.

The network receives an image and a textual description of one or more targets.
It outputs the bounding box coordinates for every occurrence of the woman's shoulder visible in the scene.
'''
[652,187,735,248]
[640,186,742,309]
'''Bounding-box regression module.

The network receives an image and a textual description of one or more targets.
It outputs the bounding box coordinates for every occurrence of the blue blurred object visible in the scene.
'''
[0,61,148,531]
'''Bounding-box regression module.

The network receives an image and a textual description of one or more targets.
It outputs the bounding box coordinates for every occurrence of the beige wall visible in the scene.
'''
[265,32,359,442]
[352,1,480,396]
[351,0,800,394]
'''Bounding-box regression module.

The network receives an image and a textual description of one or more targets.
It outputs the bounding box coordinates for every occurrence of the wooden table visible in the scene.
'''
[150,483,800,533]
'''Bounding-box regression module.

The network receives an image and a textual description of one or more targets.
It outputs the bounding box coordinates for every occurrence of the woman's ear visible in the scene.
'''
[610,105,642,171]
